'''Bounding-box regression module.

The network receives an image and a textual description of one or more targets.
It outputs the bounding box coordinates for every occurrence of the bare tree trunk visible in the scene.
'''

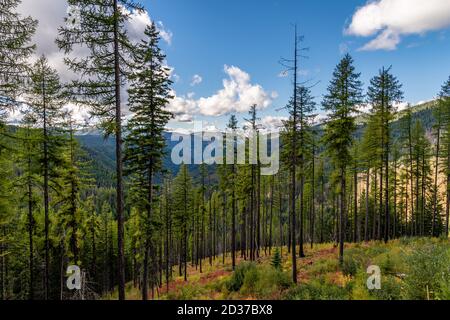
[113,0,125,300]
[27,148,34,300]
[354,162,358,243]
[269,176,274,255]
[339,167,346,265]
[311,147,316,249]
[393,159,398,238]
[432,126,441,236]
[320,169,325,244]
[409,122,415,236]
[365,168,370,242]
[165,182,170,292]
[446,143,450,238]
[256,164,261,258]
[372,169,377,240]
[142,161,154,300]
[384,144,390,243]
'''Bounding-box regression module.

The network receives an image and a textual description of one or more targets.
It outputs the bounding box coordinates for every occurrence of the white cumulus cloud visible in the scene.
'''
[198,65,274,116]
[190,74,203,86]
[13,1,173,124]
[346,0,450,51]
[261,116,288,132]
[167,65,276,120]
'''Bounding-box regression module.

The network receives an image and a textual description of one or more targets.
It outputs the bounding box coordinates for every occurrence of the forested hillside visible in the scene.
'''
[73,100,439,183]
[0,0,450,302]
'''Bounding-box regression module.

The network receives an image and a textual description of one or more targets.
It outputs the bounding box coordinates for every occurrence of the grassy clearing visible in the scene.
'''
[107,238,450,300]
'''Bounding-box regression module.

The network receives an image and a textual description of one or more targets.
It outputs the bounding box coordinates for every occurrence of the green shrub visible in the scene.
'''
[370,275,402,300]
[342,254,360,276]
[372,250,405,274]
[241,265,259,294]
[284,278,351,300]
[226,262,257,292]
[403,244,450,300]
[166,284,205,300]
[309,258,340,276]
[271,248,282,270]
[239,264,292,298]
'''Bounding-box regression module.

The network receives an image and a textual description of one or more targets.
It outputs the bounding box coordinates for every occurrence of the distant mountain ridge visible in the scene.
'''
[70,100,439,185]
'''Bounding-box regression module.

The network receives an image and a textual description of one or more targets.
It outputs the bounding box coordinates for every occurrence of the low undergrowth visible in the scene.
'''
[114,237,450,300]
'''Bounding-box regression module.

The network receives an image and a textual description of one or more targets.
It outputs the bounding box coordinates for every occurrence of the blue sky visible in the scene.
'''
[14,0,450,130]
[142,0,450,130]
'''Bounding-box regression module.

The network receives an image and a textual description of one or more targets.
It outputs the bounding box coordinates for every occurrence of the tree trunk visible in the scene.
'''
[27,148,34,300]
[113,0,126,300]
[432,126,441,236]
[142,164,153,300]
[384,142,390,243]
[42,75,50,300]
[269,176,274,255]
[231,167,236,269]
[354,162,358,243]
[311,148,316,249]
[446,143,450,238]
[339,167,346,265]
[365,168,370,242]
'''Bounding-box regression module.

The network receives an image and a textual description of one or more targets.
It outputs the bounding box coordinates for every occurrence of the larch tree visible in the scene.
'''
[0,0,37,120]
[173,164,193,282]
[227,115,238,270]
[123,22,173,300]
[439,76,450,237]
[285,85,316,257]
[244,104,260,261]
[367,67,403,243]
[278,25,306,283]
[323,54,363,265]
[399,107,415,236]
[25,56,66,299]
[57,0,144,300]
[15,120,40,300]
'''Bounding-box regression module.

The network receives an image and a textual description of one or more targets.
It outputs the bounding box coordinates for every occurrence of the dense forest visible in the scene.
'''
[0,0,450,301]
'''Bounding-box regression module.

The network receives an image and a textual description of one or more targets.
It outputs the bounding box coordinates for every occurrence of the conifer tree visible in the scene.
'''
[227,115,238,270]
[0,0,37,118]
[15,116,40,299]
[57,0,144,299]
[123,22,172,300]
[439,76,450,237]
[367,67,403,243]
[399,107,415,235]
[271,247,282,270]
[173,164,193,282]
[25,56,66,299]
[244,105,260,261]
[323,54,363,264]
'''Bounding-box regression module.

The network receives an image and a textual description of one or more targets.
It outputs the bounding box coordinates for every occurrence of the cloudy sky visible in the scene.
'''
[16,0,450,131]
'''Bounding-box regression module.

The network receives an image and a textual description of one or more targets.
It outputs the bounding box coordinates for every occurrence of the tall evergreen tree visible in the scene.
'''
[15,122,39,299]
[124,22,173,300]
[57,0,144,299]
[244,105,260,261]
[284,85,316,257]
[323,54,363,264]
[439,77,450,237]
[227,115,238,270]
[399,107,415,236]
[25,56,66,299]
[173,164,193,282]
[367,67,403,243]
[0,0,37,119]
